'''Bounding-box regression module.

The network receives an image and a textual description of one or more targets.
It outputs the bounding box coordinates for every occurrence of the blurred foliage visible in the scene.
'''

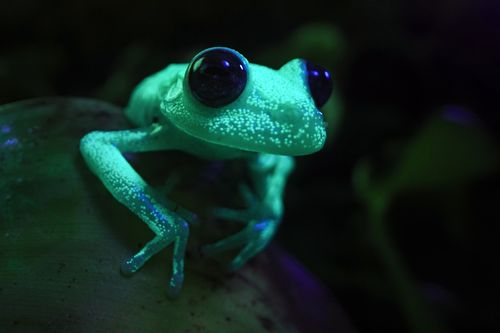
[355,109,500,197]
[353,110,499,333]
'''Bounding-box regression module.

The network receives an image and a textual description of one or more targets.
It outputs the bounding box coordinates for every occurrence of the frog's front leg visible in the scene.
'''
[202,154,295,271]
[80,125,190,297]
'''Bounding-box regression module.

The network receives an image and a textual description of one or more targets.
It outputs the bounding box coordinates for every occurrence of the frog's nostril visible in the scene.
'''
[305,61,333,108]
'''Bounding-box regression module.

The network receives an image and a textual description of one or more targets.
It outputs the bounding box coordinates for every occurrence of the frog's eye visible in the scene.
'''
[305,61,333,108]
[187,47,248,108]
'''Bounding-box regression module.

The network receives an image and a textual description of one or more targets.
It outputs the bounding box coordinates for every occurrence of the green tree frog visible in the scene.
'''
[80,47,333,297]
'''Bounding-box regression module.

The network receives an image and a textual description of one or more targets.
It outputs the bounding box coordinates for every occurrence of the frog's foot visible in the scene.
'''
[120,220,189,298]
[202,219,275,271]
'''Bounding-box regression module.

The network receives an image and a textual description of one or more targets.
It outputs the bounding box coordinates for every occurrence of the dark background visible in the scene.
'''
[1,0,499,332]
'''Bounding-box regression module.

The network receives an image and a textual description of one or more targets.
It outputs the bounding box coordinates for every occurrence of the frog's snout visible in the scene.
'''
[291,107,327,155]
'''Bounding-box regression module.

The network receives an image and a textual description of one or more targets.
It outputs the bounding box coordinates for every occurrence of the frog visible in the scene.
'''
[80,47,333,297]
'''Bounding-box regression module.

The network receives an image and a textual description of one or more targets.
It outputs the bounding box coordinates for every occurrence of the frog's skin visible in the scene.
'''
[80,47,328,297]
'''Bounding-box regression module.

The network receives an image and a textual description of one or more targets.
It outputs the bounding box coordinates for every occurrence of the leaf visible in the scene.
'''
[387,109,499,193]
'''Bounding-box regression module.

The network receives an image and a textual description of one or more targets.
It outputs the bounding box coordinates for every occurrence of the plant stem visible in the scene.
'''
[368,193,444,333]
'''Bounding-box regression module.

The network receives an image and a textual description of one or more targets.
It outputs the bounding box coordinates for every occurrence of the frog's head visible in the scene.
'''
[162,47,333,156]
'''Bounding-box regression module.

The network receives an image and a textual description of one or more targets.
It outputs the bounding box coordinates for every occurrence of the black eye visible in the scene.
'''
[305,61,333,108]
[187,48,248,108]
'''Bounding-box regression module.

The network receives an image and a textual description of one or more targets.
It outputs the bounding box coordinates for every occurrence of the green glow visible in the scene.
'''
[80,47,329,296]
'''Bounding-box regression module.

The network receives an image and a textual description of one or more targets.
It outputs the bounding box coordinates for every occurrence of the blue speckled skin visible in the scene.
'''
[80,47,327,297]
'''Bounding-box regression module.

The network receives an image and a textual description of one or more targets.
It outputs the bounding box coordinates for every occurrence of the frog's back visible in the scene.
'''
[125,64,187,127]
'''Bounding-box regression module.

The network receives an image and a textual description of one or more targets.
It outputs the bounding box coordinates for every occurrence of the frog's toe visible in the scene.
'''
[120,259,139,277]
[227,243,260,272]
[166,274,184,299]
[210,207,251,223]
[120,235,170,277]
[201,226,252,256]
[227,223,272,271]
